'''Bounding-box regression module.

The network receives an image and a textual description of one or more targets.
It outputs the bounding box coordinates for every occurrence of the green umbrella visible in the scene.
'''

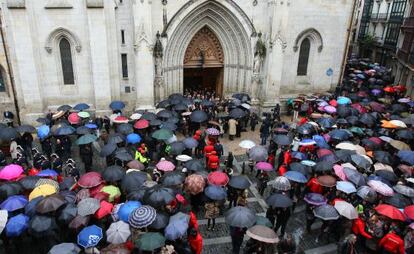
[348,127,365,135]
[255,215,273,228]
[151,129,173,140]
[76,134,98,145]
[135,232,165,251]
[77,111,90,118]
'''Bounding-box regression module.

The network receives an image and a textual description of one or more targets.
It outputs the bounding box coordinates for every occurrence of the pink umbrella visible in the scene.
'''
[317,149,333,158]
[206,128,220,136]
[68,113,80,124]
[368,180,394,196]
[333,164,347,181]
[0,164,23,180]
[207,171,229,186]
[255,162,273,171]
[324,105,336,114]
[156,160,175,172]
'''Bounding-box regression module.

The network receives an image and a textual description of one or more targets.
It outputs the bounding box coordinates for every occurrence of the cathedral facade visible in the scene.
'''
[0,0,354,123]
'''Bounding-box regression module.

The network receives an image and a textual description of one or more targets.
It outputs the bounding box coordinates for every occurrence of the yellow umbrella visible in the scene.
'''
[390,140,411,151]
[101,185,121,203]
[29,184,56,201]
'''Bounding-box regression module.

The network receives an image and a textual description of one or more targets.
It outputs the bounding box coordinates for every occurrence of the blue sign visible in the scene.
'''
[326,68,333,77]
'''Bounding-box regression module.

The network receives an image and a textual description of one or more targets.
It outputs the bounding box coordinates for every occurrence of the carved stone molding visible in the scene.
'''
[44,0,73,9]
[293,28,323,53]
[7,0,25,9]
[45,28,82,53]
[86,0,104,8]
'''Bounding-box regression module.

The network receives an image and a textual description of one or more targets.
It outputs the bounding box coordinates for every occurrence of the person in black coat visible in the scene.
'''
[275,207,291,237]
[214,140,223,158]
[250,113,259,131]
[41,137,53,158]
[260,123,270,145]
[0,151,5,166]
[62,136,72,160]
[54,138,65,159]
[230,226,246,254]
[21,132,33,160]
[79,144,93,172]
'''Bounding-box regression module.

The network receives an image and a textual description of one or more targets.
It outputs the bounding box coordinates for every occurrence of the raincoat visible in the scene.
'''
[378,232,404,254]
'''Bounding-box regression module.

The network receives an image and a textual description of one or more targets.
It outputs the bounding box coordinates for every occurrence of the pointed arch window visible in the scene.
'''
[297,38,310,76]
[59,38,75,85]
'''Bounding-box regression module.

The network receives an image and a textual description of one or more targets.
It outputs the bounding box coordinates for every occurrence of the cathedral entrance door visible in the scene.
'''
[183,27,224,97]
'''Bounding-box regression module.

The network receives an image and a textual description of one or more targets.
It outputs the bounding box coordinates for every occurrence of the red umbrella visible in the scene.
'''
[317,149,333,158]
[113,116,129,124]
[68,113,80,124]
[384,86,395,93]
[134,119,149,129]
[208,171,229,186]
[369,102,385,113]
[95,200,114,219]
[368,137,382,145]
[404,205,414,220]
[375,204,406,221]
[351,103,367,114]
[394,84,406,92]
[357,91,368,97]
[78,172,103,188]
[329,99,337,107]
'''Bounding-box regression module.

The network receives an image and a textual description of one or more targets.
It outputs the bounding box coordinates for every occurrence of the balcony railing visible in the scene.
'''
[371,13,389,21]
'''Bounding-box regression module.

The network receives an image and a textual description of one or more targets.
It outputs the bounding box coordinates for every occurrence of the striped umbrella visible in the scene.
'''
[128,205,156,229]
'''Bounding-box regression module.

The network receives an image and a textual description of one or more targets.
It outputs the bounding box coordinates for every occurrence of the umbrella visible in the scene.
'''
[128,205,157,229]
[329,129,353,141]
[273,135,292,146]
[375,204,406,221]
[185,159,204,172]
[396,129,414,140]
[336,181,357,194]
[284,171,308,183]
[368,180,394,196]
[228,175,250,189]
[126,160,145,170]
[176,154,192,162]
[29,184,57,201]
[357,186,377,203]
[337,96,352,105]
[238,140,256,149]
[149,212,169,230]
[314,204,340,220]
[0,127,18,141]
[225,206,256,228]
[229,108,246,119]
[77,225,103,248]
[156,160,175,172]
[304,193,327,206]
[317,175,336,187]
[351,154,372,170]
[114,149,133,162]
[15,124,36,133]
[157,99,171,108]
[58,203,77,223]
[182,137,198,149]
[118,201,142,222]
[121,171,147,193]
[0,182,23,199]
[108,133,125,144]
[54,125,75,136]
[343,167,366,187]
[152,129,174,141]
[57,104,72,112]
[141,112,157,121]
[126,133,141,144]
[393,184,414,198]
[78,172,103,188]
[397,150,414,165]
[207,171,229,186]
[390,140,411,151]
[0,164,23,180]
[385,193,411,208]
[109,101,125,110]
[169,142,186,155]
[73,103,90,111]
[157,110,173,119]
[297,124,316,135]
[205,185,227,200]
[165,219,188,241]
[266,193,293,208]
[68,215,90,230]
[48,243,81,254]
[37,125,50,139]
[315,161,334,172]
[256,162,273,171]
[249,146,268,161]
[37,169,58,177]
[35,194,65,214]
[76,126,91,135]
[29,215,57,236]
[375,170,398,183]
[0,195,27,212]
[130,113,142,120]
[270,176,291,191]
[184,174,205,195]
[0,210,6,234]
[255,216,273,228]
[317,117,335,128]
[134,119,150,129]
[135,232,166,251]
[102,165,125,182]
[101,186,121,203]
[246,225,279,244]
[76,134,97,145]
[190,110,208,123]
[143,186,175,209]
[77,111,90,118]
[334,201,358,220]
[173,103,188,111]
[5,214,29,237]
[161,172,185,186]
[77,198,100,217]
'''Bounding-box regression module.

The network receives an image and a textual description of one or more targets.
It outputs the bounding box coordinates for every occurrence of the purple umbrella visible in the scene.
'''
[255,162,273,171]
[0,195,28,212]
[371,89,382,96]
[304,193,327,206]
[206,128,220,136]
[324,105,336,114]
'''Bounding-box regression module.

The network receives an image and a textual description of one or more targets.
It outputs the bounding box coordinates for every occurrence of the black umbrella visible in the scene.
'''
[317,118,335,128]
[391,104,407,113]
[143,186,175,209]
[359,113,376,127]
[115,149,133,162]
[102,165,125,182]
[173,103,188,111]
[346,116,359,125]
[225,206,256,228]
[319,154,339,163]
[343,167,366,187]
[170,142,186,155]
[59,177,76,191]
[157,110,173,119]
[315,161,334,172]
[334,149,355,163]
[384,193,411,208]
[337,106,352,118]
[127,186,148,201]
[57,104,72,112]
[396,129,414,140]
[185,159,205,171]
[108,133,125,144]
[36,117,51,125]
[328,129,353,141]
[289,162,311,176]
[35,194,66,214]
[0,182,22,200]
[351,154,372,170]
[169,93,184,100]
[121,171,147,193]
[296,124,315,135]
[273,135,292,146]
[229,108,246,119]
[58,203,78,223]
[150,119,162,126]
[142,112,157,121]
[160,122,178,131]
[29,215,57,236]
[25,196,44,217]
[15,125,36,133]
[161,172,185,186]
[375,170,398,183]
[313,204,339,220]
[165,117,180,124]
[0,127,18,141]
[149,212,169,230]
[201,100,215,107]
[228,175,251,189]
[100,143,117,157]
[373,151,393,165]
[157,99,171,109]
[60,190,76,204]
[190,110,208,123]
[182,137,198,149]
[266,193,293,208]
[117,124,133,135]
[76,126,91,135]
[361,138,381,150]
[54,125,75,136]
[232,93,251,102]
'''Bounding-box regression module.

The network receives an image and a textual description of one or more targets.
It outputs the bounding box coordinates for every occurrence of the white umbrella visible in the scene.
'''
[241,103,251,110]
[341,163,357,171]
[166,134,177,144]
[379,136,393,143]
[374,163,393,172]
[334,201,358,220]
[239,140,256,149]
[335,142,356,151]
[130,113,142,120]
[354,145,366,155]
[176,154,192,162]
[0,210,7,234]
[106,221,131,244]
[390,120,407,128]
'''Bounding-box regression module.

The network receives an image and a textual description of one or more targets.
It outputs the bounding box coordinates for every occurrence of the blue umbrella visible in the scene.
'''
[205,185,227,200]
[397,150,414,165]
[336,181,357,194]
[284,171,308,183]
[54,125,75,136]
[291,151,307,160]
[313,135,330,149]
[37,125,50,140]
[127,133,141,144]
[317,117,336,128]
[37,169,58,177]
[128,205,157,229]
[85,123,98,129]
[0,195,28,212]
[329,129,353,141]
[6,214,29,237]
[77,225,103,248]
[73,103,90,111]
[165,219,188,240]
[337,97,352,105]
[182,137,198,149]
[118,201,142,222]
[109,101,126,110]
[299,139,316,146]
[25,196,44,217]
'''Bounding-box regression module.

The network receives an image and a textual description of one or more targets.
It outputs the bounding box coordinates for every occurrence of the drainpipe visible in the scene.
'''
[0,9,20,124]
[339,0,358,88]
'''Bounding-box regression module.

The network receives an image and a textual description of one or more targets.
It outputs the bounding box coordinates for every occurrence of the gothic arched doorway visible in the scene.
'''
[183,26,224,96]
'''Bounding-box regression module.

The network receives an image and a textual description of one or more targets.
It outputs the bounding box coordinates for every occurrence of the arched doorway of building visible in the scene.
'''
[183,26,224,96]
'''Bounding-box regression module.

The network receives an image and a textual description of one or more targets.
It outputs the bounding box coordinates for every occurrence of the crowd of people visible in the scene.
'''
[0,57,413,254]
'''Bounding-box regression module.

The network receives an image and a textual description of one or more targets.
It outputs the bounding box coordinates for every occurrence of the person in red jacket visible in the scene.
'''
[204,144,215,164]
[208,152,219,171]
[188,228,203,254]
[189,210,199,231]
[278,163,288,176]
[352,215,372,239]
[378,230,405,254]
[306,176,323,194]
[283,149,292,165]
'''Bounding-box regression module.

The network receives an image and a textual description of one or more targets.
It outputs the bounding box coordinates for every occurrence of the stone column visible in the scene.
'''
[133,0,155,110]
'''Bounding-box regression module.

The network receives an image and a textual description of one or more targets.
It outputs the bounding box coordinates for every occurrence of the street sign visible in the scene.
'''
[326,68,333,77]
